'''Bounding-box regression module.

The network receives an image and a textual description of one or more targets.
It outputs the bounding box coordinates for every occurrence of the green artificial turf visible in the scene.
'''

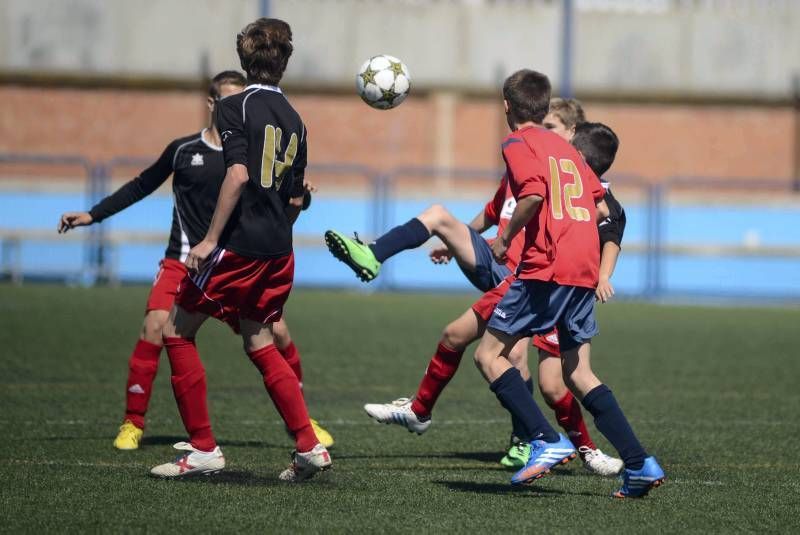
[1,285,798,532]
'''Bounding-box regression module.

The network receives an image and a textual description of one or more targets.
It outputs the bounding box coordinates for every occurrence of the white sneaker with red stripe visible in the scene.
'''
[150,442,225,478]
[278,443,332,483]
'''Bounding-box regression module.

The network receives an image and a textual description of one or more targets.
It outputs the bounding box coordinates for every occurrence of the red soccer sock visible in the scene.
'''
[163,337,216,452]
[410,343,464,418]
[278,341,303,387]
[550,390,596,450]
[248,345,317,453]
[123,339,162,429]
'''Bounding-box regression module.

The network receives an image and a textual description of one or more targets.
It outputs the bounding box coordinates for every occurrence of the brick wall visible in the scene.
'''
[1,85,796,184]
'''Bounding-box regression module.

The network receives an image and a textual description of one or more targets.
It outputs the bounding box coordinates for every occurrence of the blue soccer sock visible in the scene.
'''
[490,368,559,444]
[510,377,535,441]
[369,218,430,263]
[581,384,647,470]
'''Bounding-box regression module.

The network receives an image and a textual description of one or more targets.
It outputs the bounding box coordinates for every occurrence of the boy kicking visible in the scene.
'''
[325,110,625,476]
[474,69,664,497]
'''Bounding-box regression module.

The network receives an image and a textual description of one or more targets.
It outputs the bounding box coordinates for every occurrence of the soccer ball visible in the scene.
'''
[356,55,411,110]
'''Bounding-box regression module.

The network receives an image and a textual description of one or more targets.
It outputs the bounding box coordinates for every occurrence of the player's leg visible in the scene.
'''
[498,337,534,469]
[561,343,663,497]
[479,279,579,485]
[116,258,186,450]
[114,310,168,450]
[240,318,331,482]
[475,328,574,485]
[325,204,474,282]
[272,318,334,448]
[537,347,623,476]
[364,308,483,433]
[151,305,224,477]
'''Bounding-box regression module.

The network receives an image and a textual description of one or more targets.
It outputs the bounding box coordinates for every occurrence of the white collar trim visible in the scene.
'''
[245,84,282,94]
[200,128,222,151]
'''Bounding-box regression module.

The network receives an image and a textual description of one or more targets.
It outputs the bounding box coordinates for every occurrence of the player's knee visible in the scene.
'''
[142,311,169,343]
[420,204,452,231]
[539,376,568,406]
[271,321,291,350]
[506,346,527,369]
[441,323,469,351]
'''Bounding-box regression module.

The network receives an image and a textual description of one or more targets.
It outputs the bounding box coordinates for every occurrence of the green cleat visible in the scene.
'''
[324,230,382,282]
[500,441,531,470]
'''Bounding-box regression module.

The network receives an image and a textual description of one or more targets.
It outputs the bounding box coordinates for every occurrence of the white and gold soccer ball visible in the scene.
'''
[356,55,411,110]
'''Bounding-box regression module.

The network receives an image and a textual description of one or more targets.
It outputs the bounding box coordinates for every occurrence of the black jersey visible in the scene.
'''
[89,130,226,261]
[217,84,307,259]
[598,180,627,248]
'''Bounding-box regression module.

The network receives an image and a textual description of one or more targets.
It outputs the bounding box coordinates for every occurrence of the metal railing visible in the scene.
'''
[1,151,798,301]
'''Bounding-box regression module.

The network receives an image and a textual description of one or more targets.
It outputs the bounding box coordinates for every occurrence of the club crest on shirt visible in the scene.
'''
[191,153,204,166]
[500,198,517,220]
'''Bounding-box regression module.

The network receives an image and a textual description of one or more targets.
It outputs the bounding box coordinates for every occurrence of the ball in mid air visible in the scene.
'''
[356,55,411,110]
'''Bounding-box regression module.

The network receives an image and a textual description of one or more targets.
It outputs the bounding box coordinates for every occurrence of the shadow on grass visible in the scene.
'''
[159,469,337,488]
[167,469,281,487]
[437,480,596,497]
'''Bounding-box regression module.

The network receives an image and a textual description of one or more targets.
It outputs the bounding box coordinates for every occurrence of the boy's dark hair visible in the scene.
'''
[236,18,293,85]
[548,97,586,129]
[571,122,619,177]
[502,69,551,125]
[208,70,247,100]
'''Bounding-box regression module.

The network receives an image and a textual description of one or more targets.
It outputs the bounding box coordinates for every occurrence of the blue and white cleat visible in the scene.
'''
[613,456,665,498]
[510,433,577,485]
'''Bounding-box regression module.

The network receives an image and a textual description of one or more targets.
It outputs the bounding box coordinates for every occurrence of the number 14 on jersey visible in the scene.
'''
[260,125,298,189]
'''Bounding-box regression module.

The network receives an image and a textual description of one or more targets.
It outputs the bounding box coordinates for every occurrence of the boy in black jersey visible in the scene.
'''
[57,71,333,452]
[152,18,331,482]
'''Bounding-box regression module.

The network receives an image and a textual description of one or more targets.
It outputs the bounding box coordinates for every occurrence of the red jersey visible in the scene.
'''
[502,126,605,288]
[483,175,525,272]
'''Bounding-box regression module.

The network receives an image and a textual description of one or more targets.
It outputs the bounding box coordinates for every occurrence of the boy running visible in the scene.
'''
[149,18,331,482]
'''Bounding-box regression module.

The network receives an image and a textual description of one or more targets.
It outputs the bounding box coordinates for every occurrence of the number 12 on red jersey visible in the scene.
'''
[549,157,591,222]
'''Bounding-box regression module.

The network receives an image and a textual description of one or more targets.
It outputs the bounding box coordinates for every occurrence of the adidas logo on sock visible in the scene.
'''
[128,384,145,394]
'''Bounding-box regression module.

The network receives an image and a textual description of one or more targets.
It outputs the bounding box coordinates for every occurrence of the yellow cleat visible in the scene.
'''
[113,420,143,450]
[310,418,334,449]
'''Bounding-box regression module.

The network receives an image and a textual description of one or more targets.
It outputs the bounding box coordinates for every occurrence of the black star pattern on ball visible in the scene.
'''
[380,88,399,103]
[360,67,378,86]
[389,61,405,77]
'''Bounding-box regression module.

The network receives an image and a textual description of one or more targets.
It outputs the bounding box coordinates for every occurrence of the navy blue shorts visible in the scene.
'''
[459,228,512,293]
[486,279,598,351]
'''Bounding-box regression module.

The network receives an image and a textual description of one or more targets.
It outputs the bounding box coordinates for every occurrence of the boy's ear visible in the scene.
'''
[503,99,509,114]
[207,96,215,113]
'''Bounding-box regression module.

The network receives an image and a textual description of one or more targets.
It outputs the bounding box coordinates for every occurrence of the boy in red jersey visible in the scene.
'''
[150,18,331,482]
[474,70,664,497]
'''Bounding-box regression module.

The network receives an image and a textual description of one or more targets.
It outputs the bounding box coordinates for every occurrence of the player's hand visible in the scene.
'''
[491,236,508,264]
[595,277,615,303]
[58,211,93,234]
[303,181,317,193]
[429,246,453,264]
[185,239,217,272]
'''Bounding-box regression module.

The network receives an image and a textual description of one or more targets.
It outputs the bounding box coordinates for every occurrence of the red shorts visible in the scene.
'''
[145,258,188,312]
[176,248,294,333]
[532,329,561,357]
[471,274,515,322]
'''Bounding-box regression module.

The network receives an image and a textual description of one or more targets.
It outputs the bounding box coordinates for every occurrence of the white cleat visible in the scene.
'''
[150,442,225,478]
[363,397,431,435]
[279,443,332,483]
[579,446,624,476]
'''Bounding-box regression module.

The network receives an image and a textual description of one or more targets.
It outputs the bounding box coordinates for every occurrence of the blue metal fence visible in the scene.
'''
[1,151,799,302]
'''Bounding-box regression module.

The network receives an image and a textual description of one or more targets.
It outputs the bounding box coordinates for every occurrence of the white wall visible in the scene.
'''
[1,0,798,97]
